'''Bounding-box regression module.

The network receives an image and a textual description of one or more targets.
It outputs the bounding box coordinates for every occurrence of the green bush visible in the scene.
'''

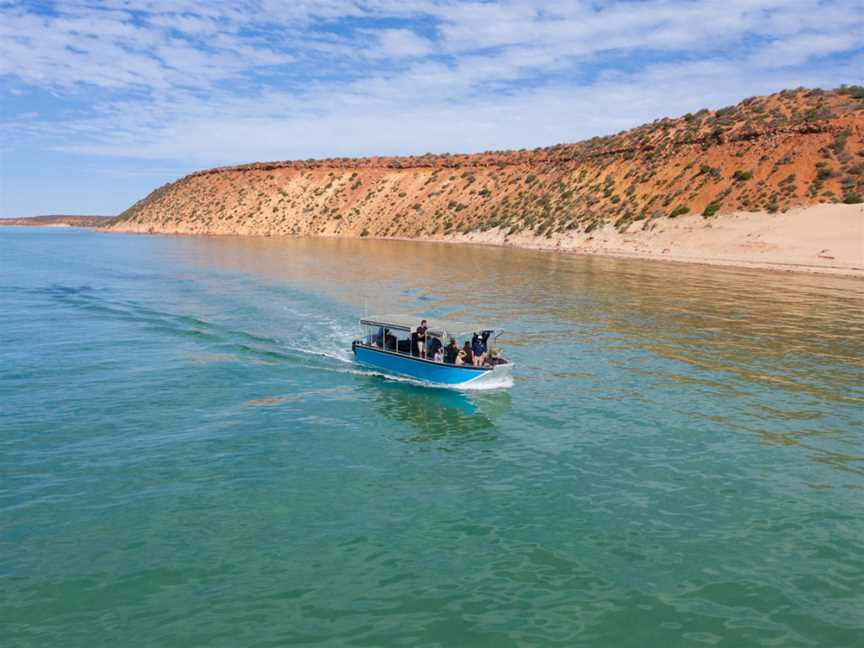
[702,201,721,218]
[843,193,864,204]
[360,227,369,237]
[836,84,864,99]
[733,170,753,182]
[668,205,690,218]
[831,129,851,155]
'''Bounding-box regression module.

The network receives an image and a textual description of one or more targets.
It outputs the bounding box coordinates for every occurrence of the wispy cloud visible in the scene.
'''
[1,0,863,213]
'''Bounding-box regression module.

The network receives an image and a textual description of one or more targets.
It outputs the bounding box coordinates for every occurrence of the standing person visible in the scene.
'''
[416,319,428,357]
[471,334,486,366]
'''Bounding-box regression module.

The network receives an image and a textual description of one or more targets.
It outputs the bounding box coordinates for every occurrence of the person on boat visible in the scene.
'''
[444,338,459,364]
[384,328,397,351]
[416,319,428,357]
[426,335,442,360]
[471,333,486,366]
[458,341,474,366]
[433,346,444,362]
[485,347,504,366]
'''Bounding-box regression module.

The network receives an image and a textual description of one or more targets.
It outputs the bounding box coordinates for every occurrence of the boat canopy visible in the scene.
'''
[360,314,493,340]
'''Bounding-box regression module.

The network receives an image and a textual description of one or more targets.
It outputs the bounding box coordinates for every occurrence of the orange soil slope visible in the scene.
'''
[108,87,864,246]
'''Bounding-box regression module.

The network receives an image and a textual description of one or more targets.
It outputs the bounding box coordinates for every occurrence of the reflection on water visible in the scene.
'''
[160,237,864,489]
[370,380,511,445]
[5,228,864,647]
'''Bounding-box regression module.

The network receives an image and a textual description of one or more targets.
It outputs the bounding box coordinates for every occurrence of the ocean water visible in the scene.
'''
[2,226,863,647]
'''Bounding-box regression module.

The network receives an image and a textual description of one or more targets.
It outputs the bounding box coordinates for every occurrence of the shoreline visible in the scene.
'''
[103,204,864,279]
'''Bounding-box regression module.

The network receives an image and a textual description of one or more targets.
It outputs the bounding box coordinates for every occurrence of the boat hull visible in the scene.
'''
[353,344,512,388]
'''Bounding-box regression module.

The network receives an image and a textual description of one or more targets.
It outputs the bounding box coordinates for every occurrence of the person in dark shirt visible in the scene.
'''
[471,334,486,366]
[415,319,428,356]
[444,338,459,364]
[426,335,442,360]
[384,328,397,351]
[459,341,474,366]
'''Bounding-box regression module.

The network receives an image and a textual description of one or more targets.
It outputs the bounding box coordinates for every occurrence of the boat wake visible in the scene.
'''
[39,283,513,391]
[344,366,514,391]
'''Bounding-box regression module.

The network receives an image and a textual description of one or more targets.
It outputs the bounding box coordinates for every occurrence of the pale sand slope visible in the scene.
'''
[445,204,864,277]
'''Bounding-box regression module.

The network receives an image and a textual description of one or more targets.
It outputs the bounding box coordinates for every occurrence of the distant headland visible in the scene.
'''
[102,86,864,276]
[1,215,113,227]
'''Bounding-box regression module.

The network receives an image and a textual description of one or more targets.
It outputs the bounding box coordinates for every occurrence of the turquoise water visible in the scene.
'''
[2,227,863,647]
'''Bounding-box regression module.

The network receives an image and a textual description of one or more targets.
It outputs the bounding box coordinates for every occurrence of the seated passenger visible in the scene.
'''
[426,335,442,359]
[485,347,504,366]
[459,341,474,366]
[384,328,397,351]
[444,338,459,364]
[433,347,444,362]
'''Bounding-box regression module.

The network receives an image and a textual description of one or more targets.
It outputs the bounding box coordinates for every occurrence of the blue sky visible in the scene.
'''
[1,0,863,217]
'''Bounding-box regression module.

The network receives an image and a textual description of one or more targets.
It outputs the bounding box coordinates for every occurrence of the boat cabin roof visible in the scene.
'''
[360,314,493,339]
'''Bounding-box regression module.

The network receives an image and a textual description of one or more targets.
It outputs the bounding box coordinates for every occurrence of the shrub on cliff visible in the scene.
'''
[669,205,690,218]
[733,170,753,182]
[837,84,864,100]
[702,202,721,218]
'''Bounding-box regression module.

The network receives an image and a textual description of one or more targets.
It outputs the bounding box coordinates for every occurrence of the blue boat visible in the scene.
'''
[352,314,513,388]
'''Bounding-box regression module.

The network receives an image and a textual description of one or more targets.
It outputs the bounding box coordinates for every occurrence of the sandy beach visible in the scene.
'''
[445,204,864,277]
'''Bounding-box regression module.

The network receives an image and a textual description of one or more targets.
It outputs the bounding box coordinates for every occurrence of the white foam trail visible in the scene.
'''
[337,364,514,392]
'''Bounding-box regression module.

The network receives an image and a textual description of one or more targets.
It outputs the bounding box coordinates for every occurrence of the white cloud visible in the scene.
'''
[377,28,435,58]
[1,0,863,167]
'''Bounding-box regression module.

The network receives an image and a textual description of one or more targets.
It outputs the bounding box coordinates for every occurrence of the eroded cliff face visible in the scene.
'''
[108,87,864,242]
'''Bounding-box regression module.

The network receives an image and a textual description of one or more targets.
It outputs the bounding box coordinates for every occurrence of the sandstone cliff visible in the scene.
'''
[108,87,864,250]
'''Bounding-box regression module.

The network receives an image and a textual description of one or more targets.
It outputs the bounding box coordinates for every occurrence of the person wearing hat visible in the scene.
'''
[471,333,486,366]
[485,347,503,366]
